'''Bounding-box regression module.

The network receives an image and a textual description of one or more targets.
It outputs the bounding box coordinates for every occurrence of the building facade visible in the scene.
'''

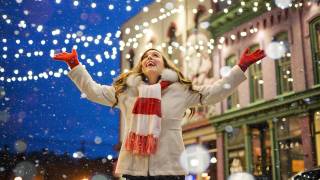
[209,1,320,180]
[119,0,320,179]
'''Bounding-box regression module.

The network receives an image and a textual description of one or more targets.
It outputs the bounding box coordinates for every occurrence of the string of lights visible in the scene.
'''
[0,0,315,83]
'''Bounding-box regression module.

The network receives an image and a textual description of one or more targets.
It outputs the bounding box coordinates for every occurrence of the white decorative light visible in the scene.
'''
[126,5,132,11]
[91,2,97,8]
[179,145,210,174]
[266,42,287,59]
[125,28,131,34]
[107,155,113,160]
[192,9,197,14]
[37,25,43,32]
[240,31,247,37]
[165,2,174,10]
[115,31,121,38]
[275,0,292,9]
[200,21,210,29]
[51,29,61,36]
[52,39,58,45]
[219,37,225,43]
[23,10,29,15]
[73,1,79,6]
[210,157,217,163]
[220,66,232,77]
[143,7,149,12]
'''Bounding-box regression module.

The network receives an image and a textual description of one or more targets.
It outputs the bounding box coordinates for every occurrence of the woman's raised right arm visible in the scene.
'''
[53,49,117,107]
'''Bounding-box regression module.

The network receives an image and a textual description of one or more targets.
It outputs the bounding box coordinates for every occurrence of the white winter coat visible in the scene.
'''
[67,64,246,176]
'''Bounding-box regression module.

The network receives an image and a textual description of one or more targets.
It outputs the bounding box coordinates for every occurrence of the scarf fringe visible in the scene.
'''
[125,132,158,156]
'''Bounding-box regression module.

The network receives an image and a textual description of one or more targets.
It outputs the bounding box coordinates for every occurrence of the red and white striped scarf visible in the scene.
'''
[124,69,178,156]
[125,81,171,155]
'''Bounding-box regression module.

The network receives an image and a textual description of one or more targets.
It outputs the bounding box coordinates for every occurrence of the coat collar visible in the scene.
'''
[126,68,179,87]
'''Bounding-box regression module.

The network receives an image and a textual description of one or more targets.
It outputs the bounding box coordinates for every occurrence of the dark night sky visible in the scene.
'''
[0,0,153,159]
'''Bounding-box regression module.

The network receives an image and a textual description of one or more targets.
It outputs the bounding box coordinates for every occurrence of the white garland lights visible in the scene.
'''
[121,0,312,62]
[1,1,187,83]
[1,0,315,83]
[1,3,122,83]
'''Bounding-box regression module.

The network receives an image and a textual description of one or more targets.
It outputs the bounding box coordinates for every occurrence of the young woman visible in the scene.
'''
[53,48,265,180]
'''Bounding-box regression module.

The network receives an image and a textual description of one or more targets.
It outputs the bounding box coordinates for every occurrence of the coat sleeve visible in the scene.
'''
[67,64,117,107]
[185,65,247,108]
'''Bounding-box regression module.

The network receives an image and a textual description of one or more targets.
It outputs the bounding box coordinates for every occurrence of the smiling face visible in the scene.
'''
[141,49,165,79]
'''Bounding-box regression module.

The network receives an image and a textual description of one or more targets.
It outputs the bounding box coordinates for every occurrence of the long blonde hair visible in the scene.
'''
[112,48,201,117]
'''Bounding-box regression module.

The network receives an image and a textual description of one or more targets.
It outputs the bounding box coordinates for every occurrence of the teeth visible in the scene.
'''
[147,61,155,67]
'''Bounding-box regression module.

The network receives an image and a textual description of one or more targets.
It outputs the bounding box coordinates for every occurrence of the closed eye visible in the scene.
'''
[141,51,161,61]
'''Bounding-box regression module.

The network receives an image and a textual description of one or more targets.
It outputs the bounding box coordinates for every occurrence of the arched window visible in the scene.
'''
[310,16,320,84]
[226,54,239,109]
[274,32,293,94]
[249,44,264,102]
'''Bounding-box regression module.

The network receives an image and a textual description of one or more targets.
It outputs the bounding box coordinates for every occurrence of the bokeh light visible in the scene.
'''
[274,0,292,9]
[228,172,255,180]
[265,42,287,59]
[14,140,27,153]
[179,144,210,174]
[220,66,232,77]
[13,161,37,179]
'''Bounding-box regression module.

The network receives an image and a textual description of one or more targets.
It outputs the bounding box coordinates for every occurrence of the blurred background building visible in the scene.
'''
[120,0,320,179]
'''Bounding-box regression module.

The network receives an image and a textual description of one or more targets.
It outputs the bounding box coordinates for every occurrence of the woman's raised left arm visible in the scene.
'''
[185,48,265,107]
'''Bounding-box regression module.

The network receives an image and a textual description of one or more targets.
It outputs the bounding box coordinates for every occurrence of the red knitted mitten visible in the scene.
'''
[53,49,80,69]
[238,48,266,72]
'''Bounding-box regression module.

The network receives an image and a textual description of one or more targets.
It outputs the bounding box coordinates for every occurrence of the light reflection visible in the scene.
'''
[179,144,210,174]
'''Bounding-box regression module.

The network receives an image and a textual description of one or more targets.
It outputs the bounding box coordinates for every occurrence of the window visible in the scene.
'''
[202,141,217,180]
[226,127,245,175]
[310,16,320,84]
[249,44,264,102]
[250,123,272,178]
[274,32,293,94]
[314,111,320,166]
[277,117,304,179]
[226,55,239,109]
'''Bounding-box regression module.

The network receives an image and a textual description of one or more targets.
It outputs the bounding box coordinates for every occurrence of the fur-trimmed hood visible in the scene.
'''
[126,68,179,87]
[125,68,179,97]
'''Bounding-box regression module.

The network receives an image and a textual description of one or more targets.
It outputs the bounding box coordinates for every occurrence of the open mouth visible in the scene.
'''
[146,61,156,67]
